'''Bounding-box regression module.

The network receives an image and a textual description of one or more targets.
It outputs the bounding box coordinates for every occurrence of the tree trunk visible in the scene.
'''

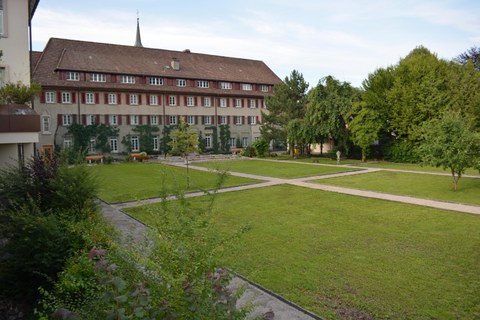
[451,168,458,191]
[361,150,366,163]
[185,157,190,188]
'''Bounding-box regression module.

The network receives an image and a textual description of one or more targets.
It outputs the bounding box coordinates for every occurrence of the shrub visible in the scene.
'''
[384,140,420,163]
[252,138,270,157]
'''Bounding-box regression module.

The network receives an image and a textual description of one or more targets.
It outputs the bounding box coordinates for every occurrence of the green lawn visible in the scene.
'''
[194,159,359,178]
[126,185,480,320]
[90,163,260,203]
[315,170,480,205]
[356,161,480,175]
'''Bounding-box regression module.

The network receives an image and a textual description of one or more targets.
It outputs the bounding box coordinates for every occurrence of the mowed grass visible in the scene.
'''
[90,163,260,203]
[315,170,480,205]
[127,185,480,320]
[356,161,480,175]
[194,159,359,178]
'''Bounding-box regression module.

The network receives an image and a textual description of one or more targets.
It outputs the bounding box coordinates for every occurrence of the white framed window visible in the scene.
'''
[66,72,79,81]
[260,85,269,92]
[204,116,211,125]
[220,98,227,108]
[242,137,249,147]
[205,135,212,149]
[88,138,96,153]
[220,116,227,125]
[187,96,195,107]
[64,138,72,149]
[121,75,135,84]
[61,92,71,104]
[86,115,96,125]
[108,93,117,105]
[109,115,118,125]
[187,115,195,125]
[41,115,51,134]
[149,77,163,85]
[169,115,177,125]
[130,115,139,125]
[235,116,242,125]
[131,136,140,152]
[62,114,72,126]
[197,80,209,88]
[235,99,242,108]
[203,97,211,107]
[91,73,106,82]
[249,116,256,125]
[86,93,95,104]
[0,0,4,36]
[250,99,256,108]
[229,137,236,148]
[176,79,186,87]
[150,115,158,125]
[220,82,232,90]
[241,83,252,91]
[45,91,55,103]
[152,136,159,151]
[129,94,138,105]
[149,95,158,106]
[169,96,177,106]
[109,137,118,153]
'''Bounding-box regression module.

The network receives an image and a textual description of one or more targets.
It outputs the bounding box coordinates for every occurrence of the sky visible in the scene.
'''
[31,0,480,88]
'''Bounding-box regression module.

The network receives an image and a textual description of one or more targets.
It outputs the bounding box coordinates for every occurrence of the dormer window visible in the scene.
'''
[220,82,232,90]
[66,72,79,81]
[91,73,106,82]
[197,80,209,88]
[176,79,186,87]
[149,77,163,85]
[260,85,269,92]
[121,75,135,84]
[241,83,253,91]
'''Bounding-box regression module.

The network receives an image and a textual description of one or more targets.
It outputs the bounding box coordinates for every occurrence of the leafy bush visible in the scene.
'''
[0,154,100,306]
[240,146,256,157]
[252,138,270,157]
[0,81,41,104]
[384,140,420,163]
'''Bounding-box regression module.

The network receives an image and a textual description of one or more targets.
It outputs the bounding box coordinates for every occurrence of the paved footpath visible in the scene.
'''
[101,159,480,320]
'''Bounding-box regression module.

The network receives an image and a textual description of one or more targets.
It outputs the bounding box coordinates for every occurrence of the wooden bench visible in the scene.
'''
[85,155,104,164]
[131,152,149,161]
[230,148,244,155]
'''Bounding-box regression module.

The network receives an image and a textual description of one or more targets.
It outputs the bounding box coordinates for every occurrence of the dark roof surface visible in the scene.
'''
[33,38,281,90]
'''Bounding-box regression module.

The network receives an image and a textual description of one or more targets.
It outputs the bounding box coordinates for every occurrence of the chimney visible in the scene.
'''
[171,58,180,71]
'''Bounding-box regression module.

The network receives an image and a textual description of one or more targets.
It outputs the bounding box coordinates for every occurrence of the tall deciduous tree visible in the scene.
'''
[418,111,480,191]
[387,46,450,142]
[307,76,359,155]
[168,118,199,187]
[261,70,309,155]
[349,67,394,161]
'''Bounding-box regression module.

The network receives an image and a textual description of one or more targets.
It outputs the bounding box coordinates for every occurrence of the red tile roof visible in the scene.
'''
[33,38,281,93]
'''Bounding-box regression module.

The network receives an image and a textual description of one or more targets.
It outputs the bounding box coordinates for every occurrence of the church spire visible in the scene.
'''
[134,12,143,48]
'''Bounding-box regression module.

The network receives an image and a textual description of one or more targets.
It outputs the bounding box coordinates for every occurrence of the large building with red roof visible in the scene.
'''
[32,34,281,156]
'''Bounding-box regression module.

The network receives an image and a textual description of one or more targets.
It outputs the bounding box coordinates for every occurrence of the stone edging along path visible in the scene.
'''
[101,159,480,320]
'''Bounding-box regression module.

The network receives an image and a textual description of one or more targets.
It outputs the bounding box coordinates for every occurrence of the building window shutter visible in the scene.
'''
[126,116,130,125]
[195,97,198,106]
[139,116,143,125]
[202,116,205,125]
[117,94,122,104]
[241,99,244,108]
[73,115,78,124]
[82,115,86,125]
[227,116,231,124]
[146,95,150,105]
[126,94,130,105]
[211,116,215,125]
[40,91,46,103]
[227,98,230,107]
[95,93,99,104]
[147,116,151,125]
[118,115,123,125]
[104,93,108,103]
[256,116,260,124]
[105,115,110,125]
[57,92,62,103]
[81,93,86,104]
[184,96,187,105]
[195,116,198,125]
[72,92,77,104]
[57,114,62,126]
[158,116,162,125]
[166,116,170,125]
[177,96,180,106]
[96,115,101,124]
[138,95,142,105]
